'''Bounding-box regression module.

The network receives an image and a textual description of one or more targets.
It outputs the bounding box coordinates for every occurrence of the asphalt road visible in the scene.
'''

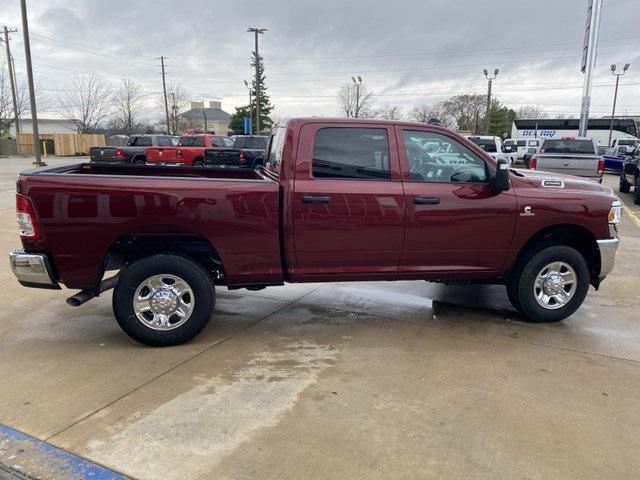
[0,157,639,480]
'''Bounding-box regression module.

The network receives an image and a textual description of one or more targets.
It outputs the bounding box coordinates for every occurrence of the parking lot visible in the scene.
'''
[1,156,640,479]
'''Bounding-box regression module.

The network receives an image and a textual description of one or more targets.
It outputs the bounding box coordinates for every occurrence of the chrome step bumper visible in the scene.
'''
[9,250,60,289]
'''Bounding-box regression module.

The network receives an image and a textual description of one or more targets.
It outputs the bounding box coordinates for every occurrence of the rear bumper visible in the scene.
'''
[597,238,619,279]
[9,250,60,289]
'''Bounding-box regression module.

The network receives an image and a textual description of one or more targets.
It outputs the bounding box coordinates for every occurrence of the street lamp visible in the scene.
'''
[352,75,363,118]
[608,63,630,147]
[483,68,499,135]
[243,80,252,134]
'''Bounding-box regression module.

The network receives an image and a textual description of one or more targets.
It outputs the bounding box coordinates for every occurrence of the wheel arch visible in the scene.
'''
[508,224,601,286]
[102,233,226,286]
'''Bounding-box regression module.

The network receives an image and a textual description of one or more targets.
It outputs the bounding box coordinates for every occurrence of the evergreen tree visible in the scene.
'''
[228,105,251,134]
[249,51,273,132]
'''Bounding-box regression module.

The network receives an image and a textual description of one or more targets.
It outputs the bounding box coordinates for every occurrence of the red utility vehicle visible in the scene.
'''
[10,119,620,346]
[146,134,233,166]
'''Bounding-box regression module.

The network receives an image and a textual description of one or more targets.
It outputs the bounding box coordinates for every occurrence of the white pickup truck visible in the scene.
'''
[466,135,516,166]
[529,138,604,182]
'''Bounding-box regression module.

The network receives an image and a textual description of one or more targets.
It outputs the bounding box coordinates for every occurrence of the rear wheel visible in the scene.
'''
[634,178,640,205]
[193,159,204,167]
[507,244,589,322]
[112,254,215,346]
[619,177,630,193]
[133,157,146,165]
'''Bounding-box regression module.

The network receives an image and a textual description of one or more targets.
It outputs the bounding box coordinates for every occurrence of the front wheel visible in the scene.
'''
[192,159,204,167]
[113,254,215,346]
[507,245,589,322]
[619,177,631,193]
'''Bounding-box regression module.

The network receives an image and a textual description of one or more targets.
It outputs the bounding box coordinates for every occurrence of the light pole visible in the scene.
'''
[244,80,252,134]
[351,76,362,118]
[483,68,499,135]
[247,27,267,134]
[608,63,630,147]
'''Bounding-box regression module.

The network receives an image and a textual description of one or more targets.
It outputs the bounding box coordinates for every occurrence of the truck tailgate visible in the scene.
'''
[204,148,245,167]
[535,154,601,178]
[147,147,179,164]
[89,146,117,162]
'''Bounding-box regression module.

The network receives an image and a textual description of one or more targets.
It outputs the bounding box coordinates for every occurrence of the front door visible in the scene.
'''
[397,127,517,275]
[291,123,406,278]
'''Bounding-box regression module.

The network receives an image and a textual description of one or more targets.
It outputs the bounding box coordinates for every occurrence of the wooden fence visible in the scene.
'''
[16,133,106,156]
[0,139,17,156]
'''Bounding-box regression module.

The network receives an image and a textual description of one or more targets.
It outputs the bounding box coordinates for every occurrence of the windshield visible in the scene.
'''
[467,138,498,153]
[541,139,595,154]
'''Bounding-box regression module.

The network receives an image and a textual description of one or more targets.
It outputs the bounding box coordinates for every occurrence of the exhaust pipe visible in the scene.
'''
[66,273,120,307]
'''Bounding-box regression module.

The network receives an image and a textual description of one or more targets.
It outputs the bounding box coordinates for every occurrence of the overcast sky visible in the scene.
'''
[1,0,639,123]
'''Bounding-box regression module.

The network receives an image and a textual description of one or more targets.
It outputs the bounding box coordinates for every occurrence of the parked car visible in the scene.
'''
[203,135,268,168]
[504,138,541,160]
[10,118,620,346]
[620,145,640,203]
[146,134,233,166]
[610,138,639,150]
[602,145,633,174]
[466,135,515,166]
[90,135,178,164]
[529,138,604,182]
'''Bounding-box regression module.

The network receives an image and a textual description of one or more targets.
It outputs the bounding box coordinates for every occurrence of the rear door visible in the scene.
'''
[397,127,517,274]
[291,123,405,277]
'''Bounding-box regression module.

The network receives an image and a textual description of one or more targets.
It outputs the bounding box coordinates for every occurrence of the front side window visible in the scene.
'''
[402,130,487,183]
[179,136,194,146]
[131,136,152,147]
[193,137,205,147]
[157,136,172,146]
[312,128,390,180]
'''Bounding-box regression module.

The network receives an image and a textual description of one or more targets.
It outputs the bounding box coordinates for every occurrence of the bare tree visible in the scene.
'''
[157,82,191,134]
[409,102,454,127]
[60,73,113,133]
[111,78,144,135]
[0,65,37,135]
[442,94,486,133]
[516,105,546,119]
[337,82,374,118]
[371,102,403,120]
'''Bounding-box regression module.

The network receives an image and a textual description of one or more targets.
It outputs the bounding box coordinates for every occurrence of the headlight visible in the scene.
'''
[608,200,622,237]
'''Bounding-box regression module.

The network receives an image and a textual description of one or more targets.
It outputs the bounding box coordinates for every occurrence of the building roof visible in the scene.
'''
[180,107,231,122]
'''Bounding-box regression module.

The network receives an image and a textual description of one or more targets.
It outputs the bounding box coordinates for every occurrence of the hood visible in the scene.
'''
[511,168,614,196]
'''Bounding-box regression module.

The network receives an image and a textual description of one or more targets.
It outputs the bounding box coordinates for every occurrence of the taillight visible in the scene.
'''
[529,156,537,170]
[238,151,246,163]
[115,148,124,158]
[16,193,41,239]
[597,158,605,174]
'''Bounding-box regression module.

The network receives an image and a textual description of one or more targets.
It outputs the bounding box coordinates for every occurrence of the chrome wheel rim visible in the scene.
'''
[533,261,577,310]
[133,274,194,330]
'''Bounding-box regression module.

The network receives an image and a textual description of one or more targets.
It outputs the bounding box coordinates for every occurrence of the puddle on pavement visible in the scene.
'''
[86,341,337,480]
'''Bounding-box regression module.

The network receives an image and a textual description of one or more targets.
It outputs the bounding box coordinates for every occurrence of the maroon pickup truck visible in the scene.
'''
[10,119,621,346]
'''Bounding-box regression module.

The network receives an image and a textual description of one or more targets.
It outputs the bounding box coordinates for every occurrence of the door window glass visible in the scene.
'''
[312,128,390,180]
[157,136,172,146]
[402,130,487,183]
[193,137,205,147]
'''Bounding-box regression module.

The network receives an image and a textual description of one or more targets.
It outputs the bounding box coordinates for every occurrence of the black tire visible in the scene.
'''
[508,244,589,322]
[192,159,204,167]
[619,177,631,193]
[112,254,215,346]
[634,178,640,205]
[133,157,146,165]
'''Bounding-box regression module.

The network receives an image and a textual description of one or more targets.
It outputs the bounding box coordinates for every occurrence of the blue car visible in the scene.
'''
[603,146,632,173]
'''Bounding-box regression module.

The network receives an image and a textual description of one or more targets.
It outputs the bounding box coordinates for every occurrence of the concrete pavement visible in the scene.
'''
[1,157,639,479]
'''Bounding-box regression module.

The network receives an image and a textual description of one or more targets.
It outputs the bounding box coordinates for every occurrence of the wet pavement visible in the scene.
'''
[1,157,639,479]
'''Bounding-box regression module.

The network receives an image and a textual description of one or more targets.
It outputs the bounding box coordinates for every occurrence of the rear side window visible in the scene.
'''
[266,128,286,175]
[157,136,172,146]
[246,137,267,149]
[179,136,194,146]
[312,128,390,180]
[541,139,595,154]
[193,137,205,147]
[131,136,151,147]
[233,137,246,148]
[211,137,224,147]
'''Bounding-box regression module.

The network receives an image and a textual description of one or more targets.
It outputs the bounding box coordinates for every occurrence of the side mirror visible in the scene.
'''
[490,159,510,193]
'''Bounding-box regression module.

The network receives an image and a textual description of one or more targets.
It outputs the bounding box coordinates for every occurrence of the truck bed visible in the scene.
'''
[17,163,281,289]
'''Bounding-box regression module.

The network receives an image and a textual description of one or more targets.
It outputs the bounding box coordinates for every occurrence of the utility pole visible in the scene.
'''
[483,68,499,135]
[244,80,252,134]
[19,0,42,166]
[579,0,603,138]
[159,56,170,134]
[608,63,630,147]
[201,108,208,133]
[171,92,177,135]
[351,76,362,118]
[247,27,266,134]
[3,26,20,134]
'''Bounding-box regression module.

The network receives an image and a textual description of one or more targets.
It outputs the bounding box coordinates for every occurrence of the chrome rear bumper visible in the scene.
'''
[9,250,60,289]
[597,238,619,279]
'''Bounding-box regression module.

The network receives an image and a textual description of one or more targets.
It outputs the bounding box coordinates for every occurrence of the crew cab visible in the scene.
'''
[10,118,621,347]
[620,145,640,204]
[90,135,178,164]
[529,138,604,182]
[146,134,234,166]
[466,135,515,166]
[203,135,268,168]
